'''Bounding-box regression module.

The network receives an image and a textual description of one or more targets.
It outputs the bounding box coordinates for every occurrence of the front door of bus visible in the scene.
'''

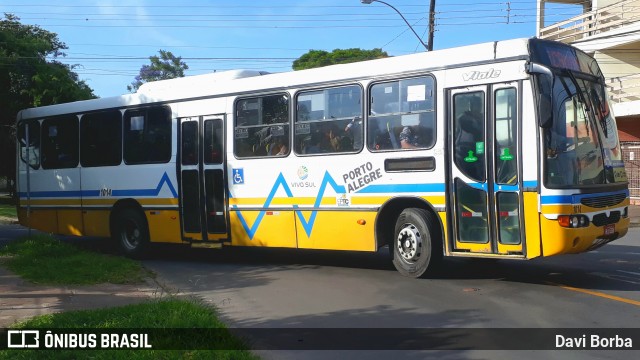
[179,116,228,243]
[448,84,524,256]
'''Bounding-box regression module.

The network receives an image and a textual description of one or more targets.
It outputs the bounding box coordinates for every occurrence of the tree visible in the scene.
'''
[127,50,189,92]
[292,48,389,70]
[0,14,95,190]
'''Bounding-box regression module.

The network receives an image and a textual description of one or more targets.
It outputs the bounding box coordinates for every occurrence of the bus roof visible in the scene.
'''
[17,38,531,121]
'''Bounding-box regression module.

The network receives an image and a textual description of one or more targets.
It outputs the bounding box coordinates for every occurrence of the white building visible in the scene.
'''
[537,0,640,198]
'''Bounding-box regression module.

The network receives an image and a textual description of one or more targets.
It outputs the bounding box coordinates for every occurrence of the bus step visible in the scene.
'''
[190,242,223,249]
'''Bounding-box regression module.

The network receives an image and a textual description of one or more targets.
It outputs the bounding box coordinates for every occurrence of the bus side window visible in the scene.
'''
[234,94,290,158]
[367,76,435,152]
[124,106,171,165]
[294,85,363,155]
[18,121,41,169]
[81,110,122,167]
[41,115,79,169]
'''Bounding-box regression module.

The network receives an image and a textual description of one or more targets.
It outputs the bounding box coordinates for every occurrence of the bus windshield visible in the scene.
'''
[544,71,626,187]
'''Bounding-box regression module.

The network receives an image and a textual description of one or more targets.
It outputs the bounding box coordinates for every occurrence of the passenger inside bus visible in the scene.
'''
[305,129,336,154]
[268,136,288,156]
[343,116,362,151]
[399,115,425,149]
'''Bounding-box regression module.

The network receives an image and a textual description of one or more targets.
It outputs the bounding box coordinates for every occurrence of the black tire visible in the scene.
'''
[392,208,441,278]
[112,208,149,258]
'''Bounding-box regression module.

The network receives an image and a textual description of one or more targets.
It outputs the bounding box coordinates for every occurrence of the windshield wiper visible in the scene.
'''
[562,69,590,112]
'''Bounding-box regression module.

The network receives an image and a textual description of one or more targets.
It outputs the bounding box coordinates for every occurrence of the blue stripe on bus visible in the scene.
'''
[540,195,573,204]
[17,190,89,198]
[111,172,178,198]
[540,189,629,205]
[18,172,177,199]
[494,184,519,192]
[356,183,446,193]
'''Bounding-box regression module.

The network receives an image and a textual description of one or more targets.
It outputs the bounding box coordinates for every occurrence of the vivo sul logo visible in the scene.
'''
[463,69,501,81]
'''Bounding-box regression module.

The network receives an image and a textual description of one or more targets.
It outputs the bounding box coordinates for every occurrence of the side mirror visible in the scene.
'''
[528,63,555,129]
[538,93,553,128]
[535,72,554,129]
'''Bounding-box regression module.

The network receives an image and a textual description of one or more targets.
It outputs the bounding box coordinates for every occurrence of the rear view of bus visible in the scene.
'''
[528,39,629,255]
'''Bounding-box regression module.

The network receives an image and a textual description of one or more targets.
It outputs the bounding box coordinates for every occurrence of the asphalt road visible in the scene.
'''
[1,222,638,359]
[141,229,640,359]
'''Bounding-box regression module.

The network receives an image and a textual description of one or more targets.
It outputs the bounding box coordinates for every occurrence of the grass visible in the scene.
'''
[0,298,258,359]
[0,234,148,285]
[0,235,259,359]
[0,204,16,218]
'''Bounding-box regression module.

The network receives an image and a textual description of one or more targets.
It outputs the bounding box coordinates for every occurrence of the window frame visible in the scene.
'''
[123,105,172,165]
[18,120,41,170]
[41,114,80,170]
[366,74,437,152]
[80,110,123,168]
[233,93,291,159]
[293,83,364,156]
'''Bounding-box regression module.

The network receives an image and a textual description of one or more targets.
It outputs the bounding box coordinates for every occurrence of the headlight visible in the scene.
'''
[558,215,590,228]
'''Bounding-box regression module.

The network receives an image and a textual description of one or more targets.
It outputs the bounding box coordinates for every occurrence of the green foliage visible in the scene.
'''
[0,234,148,285]
[1,299,258,359]
[292,48,389,70]
[127,50,189,92]
[0,14,96,183]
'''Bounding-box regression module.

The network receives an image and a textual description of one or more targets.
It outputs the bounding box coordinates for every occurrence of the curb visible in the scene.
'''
[0,217,19,225]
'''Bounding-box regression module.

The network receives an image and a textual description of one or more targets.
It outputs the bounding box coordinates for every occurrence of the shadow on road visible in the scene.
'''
[5,226,639,294]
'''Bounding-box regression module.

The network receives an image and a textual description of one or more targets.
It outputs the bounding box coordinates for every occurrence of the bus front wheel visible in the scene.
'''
[112,208,149,258]
[392,208,439,278]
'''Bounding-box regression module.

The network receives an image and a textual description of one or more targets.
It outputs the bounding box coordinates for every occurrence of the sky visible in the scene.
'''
[3,0,583,98]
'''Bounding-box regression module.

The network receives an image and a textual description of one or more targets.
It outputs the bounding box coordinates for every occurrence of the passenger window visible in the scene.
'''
[124,106,171,164]
[294,85,362,155]
[367,76,436,151]
[41,115,79,169]
[81,110,122,167]
[234,94,290,158]
[18,121,41,169]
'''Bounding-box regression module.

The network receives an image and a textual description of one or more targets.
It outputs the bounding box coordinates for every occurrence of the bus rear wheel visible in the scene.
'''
[112,208,149,258]
[392,208,440,278]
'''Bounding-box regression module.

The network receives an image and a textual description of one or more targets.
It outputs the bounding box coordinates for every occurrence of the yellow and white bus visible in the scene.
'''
[16,38,629,277]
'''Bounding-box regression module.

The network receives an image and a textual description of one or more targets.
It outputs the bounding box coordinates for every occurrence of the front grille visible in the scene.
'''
[592,211,621,227]
[580,193,626,208]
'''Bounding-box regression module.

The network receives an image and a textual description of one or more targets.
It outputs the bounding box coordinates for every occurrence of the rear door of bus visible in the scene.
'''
[179,115,228,244]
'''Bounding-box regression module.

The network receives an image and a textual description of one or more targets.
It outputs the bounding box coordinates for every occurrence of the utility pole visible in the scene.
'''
[427,0,436,51]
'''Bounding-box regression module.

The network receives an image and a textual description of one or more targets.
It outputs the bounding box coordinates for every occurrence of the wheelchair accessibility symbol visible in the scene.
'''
[233,168,244,184]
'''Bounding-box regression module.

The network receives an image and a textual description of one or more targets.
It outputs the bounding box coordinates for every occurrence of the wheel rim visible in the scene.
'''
[121,219,141,251]
[397,223,422,262]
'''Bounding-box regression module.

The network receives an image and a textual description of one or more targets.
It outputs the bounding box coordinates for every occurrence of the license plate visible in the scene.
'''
[604,224,615,236]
